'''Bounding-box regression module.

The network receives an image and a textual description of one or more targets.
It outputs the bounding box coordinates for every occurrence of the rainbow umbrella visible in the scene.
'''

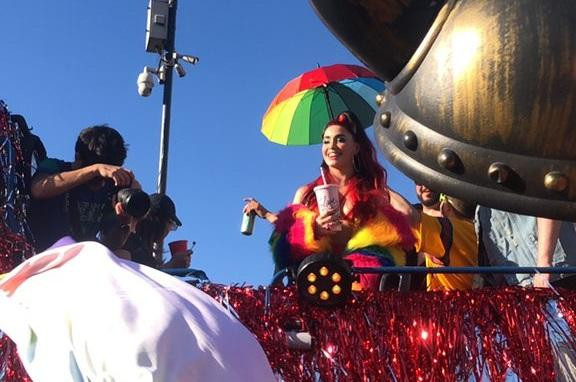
[261,64,385,145]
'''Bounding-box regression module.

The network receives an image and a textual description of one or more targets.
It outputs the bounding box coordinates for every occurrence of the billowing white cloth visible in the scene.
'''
[0,241,275,382]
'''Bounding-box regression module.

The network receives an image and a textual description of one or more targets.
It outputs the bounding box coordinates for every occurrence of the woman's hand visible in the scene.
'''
[314,208,342,235]
[243,197,277,223]
[315,213,353,255]
[164,249,192,269]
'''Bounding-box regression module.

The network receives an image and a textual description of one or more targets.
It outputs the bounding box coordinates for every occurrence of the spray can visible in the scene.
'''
[241,211,256,236]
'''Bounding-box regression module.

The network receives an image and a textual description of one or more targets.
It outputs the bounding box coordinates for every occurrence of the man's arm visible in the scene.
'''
[31,164,134,199]
[388,188,420,227]
[533,217,561,288]
[31,165,99,199]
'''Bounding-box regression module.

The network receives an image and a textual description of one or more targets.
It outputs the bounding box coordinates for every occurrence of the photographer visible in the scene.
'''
[28,125,142,252]
[98,188,151,257]
[123,193,191,269]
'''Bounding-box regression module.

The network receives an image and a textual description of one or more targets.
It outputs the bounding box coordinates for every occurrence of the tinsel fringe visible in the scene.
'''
[204,285,576,382]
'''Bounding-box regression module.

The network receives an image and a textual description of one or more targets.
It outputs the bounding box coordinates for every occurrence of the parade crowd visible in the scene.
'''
[4,107,576,382]
[13,110,576,291]
[243,111,576,292]
[22,122,192,271]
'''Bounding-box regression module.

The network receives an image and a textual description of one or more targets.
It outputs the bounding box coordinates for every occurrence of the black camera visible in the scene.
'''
[101,179,150,219]
[115,188,150,218]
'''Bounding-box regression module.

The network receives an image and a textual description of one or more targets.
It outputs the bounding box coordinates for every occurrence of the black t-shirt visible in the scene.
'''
[28,158,114,252]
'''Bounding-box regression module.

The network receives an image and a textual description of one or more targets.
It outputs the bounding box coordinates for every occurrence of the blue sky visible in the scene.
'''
[1,1,417,286]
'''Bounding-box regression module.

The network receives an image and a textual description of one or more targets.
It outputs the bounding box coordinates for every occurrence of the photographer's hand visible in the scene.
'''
[130,177,142,190]
[31,163,136,199]
[93,164,134,187]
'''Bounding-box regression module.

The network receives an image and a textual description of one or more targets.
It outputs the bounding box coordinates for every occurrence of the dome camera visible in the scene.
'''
[137,67,156,97]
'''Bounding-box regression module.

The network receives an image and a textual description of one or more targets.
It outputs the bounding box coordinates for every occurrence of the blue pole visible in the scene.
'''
[352,266,576,274]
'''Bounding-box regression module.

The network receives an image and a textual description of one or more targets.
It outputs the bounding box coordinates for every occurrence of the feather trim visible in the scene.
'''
[347,208,415,253]
[272,205,331,265]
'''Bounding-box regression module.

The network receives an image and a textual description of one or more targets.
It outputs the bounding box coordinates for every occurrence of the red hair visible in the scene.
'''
[300,111,390,223]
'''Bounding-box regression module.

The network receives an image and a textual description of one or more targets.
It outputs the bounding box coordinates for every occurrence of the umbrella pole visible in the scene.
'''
[322,84,335,119]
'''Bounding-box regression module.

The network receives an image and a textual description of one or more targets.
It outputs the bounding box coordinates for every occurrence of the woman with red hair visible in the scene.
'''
[245,111,414,290]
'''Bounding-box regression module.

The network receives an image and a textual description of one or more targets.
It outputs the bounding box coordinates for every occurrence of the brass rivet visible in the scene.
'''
[437,149,459,171]
[375,93,385,106]
[380,112,391,128]
[403,130,418,151]
[488,162,511,184]
[544,172,569,192]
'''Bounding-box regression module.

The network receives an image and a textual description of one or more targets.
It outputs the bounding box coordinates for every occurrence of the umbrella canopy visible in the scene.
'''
[261,64,385,145]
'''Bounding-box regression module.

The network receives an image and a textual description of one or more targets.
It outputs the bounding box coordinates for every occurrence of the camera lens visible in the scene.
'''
[116,189,150,218]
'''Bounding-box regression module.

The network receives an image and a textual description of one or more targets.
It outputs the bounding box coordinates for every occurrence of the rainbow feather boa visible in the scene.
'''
[270,204,415,288]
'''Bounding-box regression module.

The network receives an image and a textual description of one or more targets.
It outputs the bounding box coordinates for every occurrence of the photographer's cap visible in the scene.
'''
[149,193,182,226]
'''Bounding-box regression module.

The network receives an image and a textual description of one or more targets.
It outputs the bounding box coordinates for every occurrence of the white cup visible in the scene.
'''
[313,184,341,231]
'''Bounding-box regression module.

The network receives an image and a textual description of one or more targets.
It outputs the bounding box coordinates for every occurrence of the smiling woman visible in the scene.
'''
[245,111,415,290]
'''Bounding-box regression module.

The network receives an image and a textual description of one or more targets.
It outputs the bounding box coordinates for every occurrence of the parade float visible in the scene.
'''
[2,0,576,380]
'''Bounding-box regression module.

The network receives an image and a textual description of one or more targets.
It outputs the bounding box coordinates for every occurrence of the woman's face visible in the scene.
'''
[322,124,359,170]
[162,219,179,239]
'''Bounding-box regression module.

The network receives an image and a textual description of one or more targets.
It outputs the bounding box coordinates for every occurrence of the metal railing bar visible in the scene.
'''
[352,266,576,275]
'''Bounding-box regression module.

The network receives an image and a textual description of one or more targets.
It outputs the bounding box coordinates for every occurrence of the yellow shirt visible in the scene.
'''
[416,214,478,291]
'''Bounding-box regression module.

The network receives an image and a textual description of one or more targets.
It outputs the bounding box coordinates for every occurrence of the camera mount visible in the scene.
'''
[138,0,199,196]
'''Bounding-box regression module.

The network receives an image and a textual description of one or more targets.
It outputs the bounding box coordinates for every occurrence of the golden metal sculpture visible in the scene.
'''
[310,0,576,220]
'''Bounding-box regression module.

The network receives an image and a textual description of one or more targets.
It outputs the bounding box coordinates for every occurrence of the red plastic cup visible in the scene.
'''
[169,240,188,255]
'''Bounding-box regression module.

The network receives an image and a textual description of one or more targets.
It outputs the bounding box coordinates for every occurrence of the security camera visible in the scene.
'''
[157,65,166,82]
[174,62,186,78]
[180,54,199,65]
[137,67,156,97]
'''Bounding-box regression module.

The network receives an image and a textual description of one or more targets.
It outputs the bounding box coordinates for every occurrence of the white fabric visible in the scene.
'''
[0,241,275,382]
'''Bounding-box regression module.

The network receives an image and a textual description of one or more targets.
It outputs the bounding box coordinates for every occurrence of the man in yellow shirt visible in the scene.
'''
[416,194,478,291]
[389,185,479,291]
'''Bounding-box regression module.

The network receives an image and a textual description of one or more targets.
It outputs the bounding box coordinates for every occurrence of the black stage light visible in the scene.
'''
[296,253,353,307]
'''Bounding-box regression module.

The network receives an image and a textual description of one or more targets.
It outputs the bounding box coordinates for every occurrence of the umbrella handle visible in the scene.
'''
[321,84,335,119]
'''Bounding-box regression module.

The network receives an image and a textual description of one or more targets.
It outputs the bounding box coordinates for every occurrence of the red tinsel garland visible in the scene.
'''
[0,336,31,382]
[0,101,34,382]
[204,285,576,382]
[0,231,33,382]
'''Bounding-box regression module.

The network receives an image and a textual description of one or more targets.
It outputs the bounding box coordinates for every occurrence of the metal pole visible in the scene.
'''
[157,0,177,195]
[154,0,177,262]
[352,266,576,274]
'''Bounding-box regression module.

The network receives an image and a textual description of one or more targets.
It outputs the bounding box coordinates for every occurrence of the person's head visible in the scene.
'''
[440,196,477,220]
[415,183,441,208]
[321,111,386,189]
[75,125,127,167]
[135,193,182,246]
